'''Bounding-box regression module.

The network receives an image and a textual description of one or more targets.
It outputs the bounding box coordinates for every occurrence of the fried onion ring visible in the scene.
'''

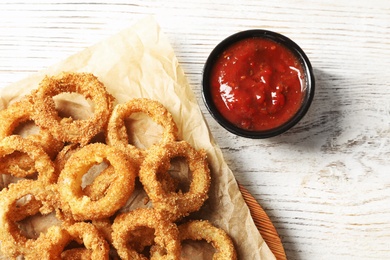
[58,143,137,220]
[0,151,36,178]
[112,208,181,260]
[56,144,116,201]
[37,222,109,259]
[31,72,114,145]
[106,98,179,166]
[0,97,64,159]
[139,141,211,221]
[0,135,56,185]
[0,180,60,258]
[178,220,237,260]
[0,99,63,179]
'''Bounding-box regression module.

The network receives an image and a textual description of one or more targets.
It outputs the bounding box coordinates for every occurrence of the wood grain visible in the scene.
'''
[0,1,389,259]
[240,184,287,260]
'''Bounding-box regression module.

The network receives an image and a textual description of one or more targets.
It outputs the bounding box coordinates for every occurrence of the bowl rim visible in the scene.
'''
[202,29,315,138]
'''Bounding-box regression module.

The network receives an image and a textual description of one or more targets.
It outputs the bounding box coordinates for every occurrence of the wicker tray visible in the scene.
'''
[239,185,287,260]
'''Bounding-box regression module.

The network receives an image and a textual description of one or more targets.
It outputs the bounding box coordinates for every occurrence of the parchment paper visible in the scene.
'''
[0,16,276,259]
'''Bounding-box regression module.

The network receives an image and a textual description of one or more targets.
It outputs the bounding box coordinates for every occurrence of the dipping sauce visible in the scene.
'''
[210,37,306,131]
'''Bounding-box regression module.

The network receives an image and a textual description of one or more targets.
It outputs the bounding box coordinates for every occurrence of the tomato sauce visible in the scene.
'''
[210,37,305,131]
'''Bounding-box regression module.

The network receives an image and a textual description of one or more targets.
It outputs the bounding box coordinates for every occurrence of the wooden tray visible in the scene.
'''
[239,185,287,260]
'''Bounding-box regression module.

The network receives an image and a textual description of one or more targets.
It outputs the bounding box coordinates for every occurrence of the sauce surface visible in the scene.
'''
[210,37,305,131]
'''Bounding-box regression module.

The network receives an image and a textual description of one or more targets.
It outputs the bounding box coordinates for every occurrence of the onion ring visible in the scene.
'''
[37,222,109,259]
[106,98,179,167]
[112,208,181,260]
[0,98,63,179]
[0,135,57,185]
[178,220,237,260]
[58,143,137,220]
[55,144,116,201]
[0,97,64,159]
[0,180,60,258]
[31,72,114,145]
[139,141,211,221]
[0,151,36,178]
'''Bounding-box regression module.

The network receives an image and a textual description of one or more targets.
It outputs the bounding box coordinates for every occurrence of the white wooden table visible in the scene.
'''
[0,1,389,259]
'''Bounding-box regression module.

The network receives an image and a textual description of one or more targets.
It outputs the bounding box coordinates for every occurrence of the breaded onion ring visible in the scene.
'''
[0,98,63,179]
[112,208,181,260]
[0,97,64,159]
[106,98,179,166]
[0,135,56,185]
[31,72,114,145]
[0,180,60,258]
[178,220,237,260]
[139,141,211,221]
[56,144,116,201]
[37,222,109,259]
[0,151,36,178]
[58,143,137,220]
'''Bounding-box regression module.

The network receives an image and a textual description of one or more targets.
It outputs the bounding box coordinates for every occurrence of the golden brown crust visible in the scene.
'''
[112,208,181,260]
[0,97,63,159]
[34,222,110,260]
[61,248,92,260]
[106,98,179,167]
[0,180,60,258]
[0,135,57,185]
[57,143,137,221]
[179,220,237,260]
[31,72,114,146]
[139,140,211,221]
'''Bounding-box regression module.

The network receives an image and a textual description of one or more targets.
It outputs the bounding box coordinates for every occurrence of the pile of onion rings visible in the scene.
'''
[0,72,237,259]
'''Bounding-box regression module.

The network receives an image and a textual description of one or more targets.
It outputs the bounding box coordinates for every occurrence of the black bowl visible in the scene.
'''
[202,30,315,138]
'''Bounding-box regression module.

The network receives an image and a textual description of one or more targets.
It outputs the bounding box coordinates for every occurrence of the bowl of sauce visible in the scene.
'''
[202,30,315,138]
